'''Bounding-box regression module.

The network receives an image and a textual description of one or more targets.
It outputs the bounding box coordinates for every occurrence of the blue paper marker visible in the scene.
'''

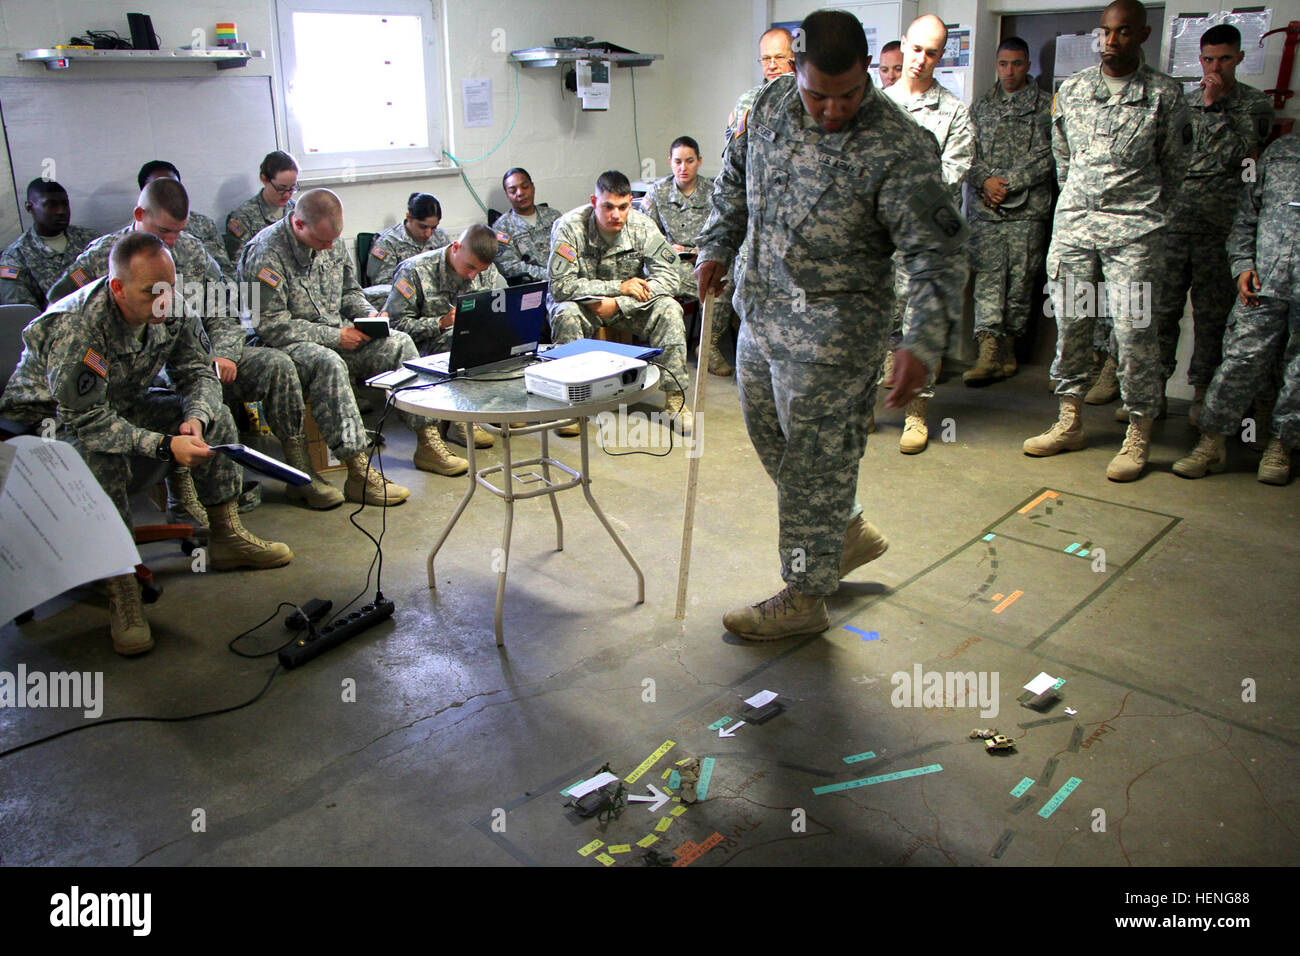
[843,751,876,764]
[696,757,715,800]
[983,533,996,541]
[1064,542,1080,553]
[844,625,879,640]
[1037,776,1081,818]
[1010,777,1035,797]
[707,716,732,730]
[813,764,943,794]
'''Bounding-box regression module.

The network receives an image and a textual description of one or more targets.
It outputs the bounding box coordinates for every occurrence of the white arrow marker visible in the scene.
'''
[626,784,670,812]
[719,720,746,738]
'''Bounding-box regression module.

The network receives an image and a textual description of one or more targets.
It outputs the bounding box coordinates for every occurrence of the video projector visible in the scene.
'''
[525,352,649,404]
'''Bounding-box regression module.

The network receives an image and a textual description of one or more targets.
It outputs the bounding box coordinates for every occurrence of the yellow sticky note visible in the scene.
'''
[670,805,687,817]
[637,834,659,847]
[626,740,676,784]
[609,844,631,854]
[595,852,616,866]
[578,839,604,857]
[655,816,673,832]
[661,768,673,779]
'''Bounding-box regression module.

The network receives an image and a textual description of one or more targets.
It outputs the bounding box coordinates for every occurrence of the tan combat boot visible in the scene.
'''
[1023,396,1085,456]
[165,468,208,528]
[105,573,153,656]
[281,435,345,509]
[841,515,889,578]
[344,453,410,506]
[999,334,1018,378]
[707,320,732,376]
[1172,431,1227,478]
[1258,435,1291,485]
[1107,417,1154,482]
[414,424,469,476]
[899,397,928,454]
[1085,353,1119,404]
[665,390,694,437]
[445,421,495,448]
[722,586,830,641]
[205,499,293,570]
[881,350,896,388]
[962,332,1002,385]
[553,419,582,437]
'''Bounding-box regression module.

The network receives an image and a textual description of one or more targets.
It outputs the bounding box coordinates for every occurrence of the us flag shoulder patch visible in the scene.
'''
[496,231,511,244]
[371,247,388,260]
[83,348,108,378]
[70,268,89,287]
[256,267,282,288]
[228,219,246,237]
[395,278,415,300]
[555,242,577,263]
[0,265,19,280]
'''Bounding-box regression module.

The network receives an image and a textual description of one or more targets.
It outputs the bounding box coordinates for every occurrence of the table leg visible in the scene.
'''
[578,419,645,605]
[427,437,478,589]
[495,426,514,646]
[540,423,564,551]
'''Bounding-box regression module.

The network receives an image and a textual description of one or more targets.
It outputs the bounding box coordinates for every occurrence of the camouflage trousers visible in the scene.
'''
[279,330,422,458]
[550,297,689,393]
[736,321,880,596]
[223,345,305,441]
[1047,236,1163,419]
[971,218,1047,339]
[888,254,939,398]
[1152,232,1237,387]
[1200,296,1300,448]
[66,394,241,528]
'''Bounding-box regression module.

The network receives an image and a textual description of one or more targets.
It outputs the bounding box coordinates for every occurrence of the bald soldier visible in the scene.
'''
[0,232,292,655]
[883,14,976,454]
[238,188,469,502]
[137,160,234,275]
[48,179,344,513]
[0,179,98,309]
[1023,0,1190,481]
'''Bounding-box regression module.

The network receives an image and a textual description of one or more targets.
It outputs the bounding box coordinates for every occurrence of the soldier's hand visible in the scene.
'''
[340,326,370,351]
[695,260,726,299]
[983,177,1009,205]
[672,243,690,254]
[1202,73,1225,107]
[592,297,620,320]
[619,277,652,302]
[1237,270,1261,307]
[170,434,213,467]
[884,349,929,410]
[439,308,457,330]
[213,357,238,384]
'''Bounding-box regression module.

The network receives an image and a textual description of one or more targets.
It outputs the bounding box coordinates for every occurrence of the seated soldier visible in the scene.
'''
[641,136,739,375]
[137,160,234,275]
[225,150,298,263]
[548,170,691,436]
[0,179,98,309]
[366,192,451,287]
[383,224,506,448]
[0,232,292,655]
[49,179,342,513]
[493,168,560,285]
[238,188,468,493]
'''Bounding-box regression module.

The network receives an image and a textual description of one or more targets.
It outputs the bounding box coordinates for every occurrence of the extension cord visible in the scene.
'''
[278,598,395,668]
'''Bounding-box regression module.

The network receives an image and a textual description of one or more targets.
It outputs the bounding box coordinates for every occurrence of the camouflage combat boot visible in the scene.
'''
[899,397,928,454]
[707,319,732,376]
[723,586,829,641]
[1258,436,1292,485]
[445,421,495,448]
[665,390,694,436]
[1085,353,1119,404]
[1107,417,1154,482]
[165,468,208,528]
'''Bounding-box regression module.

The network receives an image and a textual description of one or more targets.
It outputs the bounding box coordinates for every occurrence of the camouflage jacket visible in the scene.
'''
[1052,64,1191,247]
[0,277,221,455]
[1227,132,1300,301]
[366,220,452,286]
[237,215,372,349]
[884,79,976,206]
[185,210,234,276]
[0,225,99,309]
[641,175,716,249]
[967,81,1054,222]
[382,244,506,333]
[696,73,968,373]
[225,192,295,263]
[547,205,681,316]
[492,204,560,283]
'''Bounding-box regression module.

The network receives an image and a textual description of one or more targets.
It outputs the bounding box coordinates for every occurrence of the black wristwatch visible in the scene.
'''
[157,434,175,461]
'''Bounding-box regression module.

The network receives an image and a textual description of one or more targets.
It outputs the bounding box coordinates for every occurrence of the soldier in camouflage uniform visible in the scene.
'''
[365,193,451,287]
[493,168,561,284]
[0,180,98,309]
[48,180,343,513]
[696,11,967,641]
[383,225,506,450]
[963,37,1054,387]
[0,233,292,654]
[724,27,796,147]
[883,14,976,454]
[877,40,903,90]
[548,171,691,434]
[1024,0,1190,482]
[138,161,235,275]
[1174,132,1298,485]
[1142,24,1274,425]
[225,150,298,264]
[641,136,739,376]
[238,188,468,499]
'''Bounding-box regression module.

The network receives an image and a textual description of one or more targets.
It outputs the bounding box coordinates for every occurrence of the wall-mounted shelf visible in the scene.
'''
[17,48,265,71]
[510,47,662,69]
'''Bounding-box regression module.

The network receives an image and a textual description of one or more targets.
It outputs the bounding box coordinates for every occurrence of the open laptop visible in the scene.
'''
[403,280,548,380]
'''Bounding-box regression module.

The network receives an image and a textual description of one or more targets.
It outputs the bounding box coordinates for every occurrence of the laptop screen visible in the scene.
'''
[446,280,548,374]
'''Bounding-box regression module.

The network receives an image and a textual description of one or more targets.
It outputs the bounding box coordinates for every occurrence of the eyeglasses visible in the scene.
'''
[270,182,299,196]
[759,55,793,65]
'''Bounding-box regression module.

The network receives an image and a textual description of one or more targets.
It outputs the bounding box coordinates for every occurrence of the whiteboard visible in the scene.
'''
[0,75,277,236]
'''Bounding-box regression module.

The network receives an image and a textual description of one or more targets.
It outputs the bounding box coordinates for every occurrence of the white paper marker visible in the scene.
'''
[627,784,670,812]
[719,721,746,738]
[567,771,619,798]
[745,689,778,708]
[1024,672,1058,696]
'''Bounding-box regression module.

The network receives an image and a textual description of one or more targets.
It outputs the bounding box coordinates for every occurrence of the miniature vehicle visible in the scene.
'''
[969,728,998,739]
[985,734,1016,752]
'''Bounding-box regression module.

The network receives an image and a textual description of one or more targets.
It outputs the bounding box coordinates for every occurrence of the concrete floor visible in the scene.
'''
[2,355,1298,868]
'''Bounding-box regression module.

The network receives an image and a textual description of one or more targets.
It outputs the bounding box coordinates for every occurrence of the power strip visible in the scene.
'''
[278,598,395,668]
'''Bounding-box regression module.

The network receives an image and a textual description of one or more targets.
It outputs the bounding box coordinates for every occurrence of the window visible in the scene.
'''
[275,0,445,174]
